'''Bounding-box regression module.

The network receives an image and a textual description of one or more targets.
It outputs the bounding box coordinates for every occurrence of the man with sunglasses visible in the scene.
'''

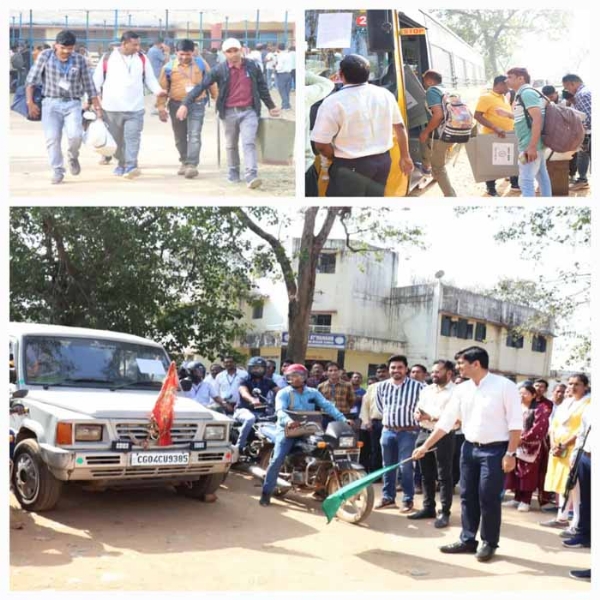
[176,38,280,189]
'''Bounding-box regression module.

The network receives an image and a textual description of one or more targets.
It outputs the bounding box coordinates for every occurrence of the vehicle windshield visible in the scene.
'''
[23,335,170,389]
[305,10,391,83]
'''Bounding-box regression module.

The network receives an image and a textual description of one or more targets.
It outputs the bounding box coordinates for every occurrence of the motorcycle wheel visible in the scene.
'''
[326,469,374,524]
[258,447,290,497]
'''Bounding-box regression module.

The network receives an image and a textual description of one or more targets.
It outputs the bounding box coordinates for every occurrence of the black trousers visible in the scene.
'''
[326,151,391,197]
[416,429,455,515]
[370,419,383,472]
[460,440,507,548]
[453,432,465,487]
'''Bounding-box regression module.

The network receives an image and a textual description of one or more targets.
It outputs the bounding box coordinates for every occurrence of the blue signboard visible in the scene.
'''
[282,332,346,349]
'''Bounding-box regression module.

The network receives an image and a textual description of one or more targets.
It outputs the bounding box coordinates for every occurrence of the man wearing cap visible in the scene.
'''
[176,38,280,189]
[311,54,413,196]
[25,30,101,185]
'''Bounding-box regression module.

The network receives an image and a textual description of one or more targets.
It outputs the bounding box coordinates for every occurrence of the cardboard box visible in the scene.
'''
[465,132,519,182]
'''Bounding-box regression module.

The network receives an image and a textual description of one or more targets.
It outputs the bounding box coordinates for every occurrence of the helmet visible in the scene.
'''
[178,361,190,380]
[187,361,206,381]
[284,363,308,382]
[247,357,267,377]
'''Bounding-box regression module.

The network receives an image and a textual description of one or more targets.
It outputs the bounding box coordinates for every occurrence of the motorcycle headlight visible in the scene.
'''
[204,424,226,441]
[74,424,103,442]
[339,436,355,449]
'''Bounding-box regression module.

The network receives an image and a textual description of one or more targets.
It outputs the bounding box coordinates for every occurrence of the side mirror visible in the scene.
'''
[367,10,395,53]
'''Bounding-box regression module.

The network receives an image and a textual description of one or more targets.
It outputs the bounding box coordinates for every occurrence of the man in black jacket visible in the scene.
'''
[176,37,280,189]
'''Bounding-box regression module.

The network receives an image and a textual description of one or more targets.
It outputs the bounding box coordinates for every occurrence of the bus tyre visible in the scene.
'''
[175,473,225,500]
[12,439,63,512]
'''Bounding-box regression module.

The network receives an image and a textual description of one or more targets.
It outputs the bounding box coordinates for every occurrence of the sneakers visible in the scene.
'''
[51,171,64,185]
[123,166,141,179]
[570,180,590,191]
[540,518,569,528]
[434,513,450,529]
[247,177,262,189]
[259,492,271,507]
[184,166,199,179]
[503,499,519,508]
[569,569,591,581]
[68,158,81,176]
[374,497,397,510]
[540,503,558,513]
[113,166,125,176]
[517,502,531,512]
[475,542,497,562]
[177,164,187,176]
[562,536,590,549]
[440,540,478,554]
[227,176,242,184]
[400,501,415,513]
[559,526,578,538]
[407,508,436,520]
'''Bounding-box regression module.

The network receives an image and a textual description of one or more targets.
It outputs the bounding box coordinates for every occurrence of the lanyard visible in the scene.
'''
[57,55,73,77]
[120,52,135,76]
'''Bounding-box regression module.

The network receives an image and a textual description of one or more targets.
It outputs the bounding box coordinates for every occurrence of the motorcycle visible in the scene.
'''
[10,389,29,482]
[251,410,374,524]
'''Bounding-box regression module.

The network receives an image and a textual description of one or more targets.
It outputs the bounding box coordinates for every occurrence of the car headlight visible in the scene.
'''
[204,424,226,441]
[339,436,355,448]
[74,424,103,442]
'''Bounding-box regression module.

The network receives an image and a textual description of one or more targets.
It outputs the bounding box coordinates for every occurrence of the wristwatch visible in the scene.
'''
[505,451,517,458]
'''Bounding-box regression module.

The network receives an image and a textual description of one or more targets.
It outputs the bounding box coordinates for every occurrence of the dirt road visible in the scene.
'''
[10,471,590,591]
[9,91,295,199]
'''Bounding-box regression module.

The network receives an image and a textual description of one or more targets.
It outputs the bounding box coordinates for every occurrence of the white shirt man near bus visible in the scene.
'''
[311,54,413,197]
[413,346,522,563]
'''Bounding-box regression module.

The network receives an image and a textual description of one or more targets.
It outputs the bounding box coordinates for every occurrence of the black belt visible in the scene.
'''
[372,418,382,423]
[47,96,81,101]
[468,440,507,448]
[420,426,434,433]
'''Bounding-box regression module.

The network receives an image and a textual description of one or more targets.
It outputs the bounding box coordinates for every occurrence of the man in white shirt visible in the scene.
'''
[204,363,223,395]
[359,363,389,473]
[214,355,248,412]
[181,361,228,411]
[93,30,166,179]
[274,43,294,110]
[413,346,522,562]
[409,359,456,528]
[311,54,413,196]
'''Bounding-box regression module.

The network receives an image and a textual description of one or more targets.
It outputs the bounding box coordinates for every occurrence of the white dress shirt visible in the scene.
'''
[359,381,383,428]
[417,381,456,431]
[215,368,249,404]
[184,381,218,407]
[436,372,522,444]
[311,83,403,159]
[275,50,294,73]
[93,49,163,111]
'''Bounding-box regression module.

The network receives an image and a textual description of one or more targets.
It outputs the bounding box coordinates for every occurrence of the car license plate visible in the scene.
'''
[130,451,190,466]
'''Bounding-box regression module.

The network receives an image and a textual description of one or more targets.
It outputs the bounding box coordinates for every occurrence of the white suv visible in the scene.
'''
[9,322,233,511]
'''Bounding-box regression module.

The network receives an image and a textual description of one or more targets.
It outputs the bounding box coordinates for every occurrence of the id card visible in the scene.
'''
[59,79,71,91]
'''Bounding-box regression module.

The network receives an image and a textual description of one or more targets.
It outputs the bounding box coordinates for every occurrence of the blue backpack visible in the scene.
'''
[11,84,43,121]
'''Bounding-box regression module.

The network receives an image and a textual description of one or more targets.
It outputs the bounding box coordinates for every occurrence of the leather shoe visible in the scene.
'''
[434,513,450,528]
[440,540,477,554]
[475,543,496,562]
[400,501,414,513]
[375,497,397,510]
[407,508,436,520]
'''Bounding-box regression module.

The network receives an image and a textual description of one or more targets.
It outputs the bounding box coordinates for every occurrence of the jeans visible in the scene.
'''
[576,134,591,182]
[103,109,145,169]
[263,431,296,495]
[327,151,392,197]
[576,453,590,543]
[233,408,256,450]
[459,441,507,548]
[381,428,418,503]
[422,138,456,196]
[41,98,83,175]
[416,429,455,515]
[276,72,293,109]
[518,154,552,197]
[266,68,275,89]
[223,108,259,182]
[168,99,207,167]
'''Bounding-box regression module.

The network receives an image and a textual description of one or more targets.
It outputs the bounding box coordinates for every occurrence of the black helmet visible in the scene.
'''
[247,357,267,377]
[178,361,190,380]
[187,361,206,381]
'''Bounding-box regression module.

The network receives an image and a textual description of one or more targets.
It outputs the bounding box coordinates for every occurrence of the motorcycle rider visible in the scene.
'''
[259,363,350,506]
[235,357,280,454]
[180,361,230,412]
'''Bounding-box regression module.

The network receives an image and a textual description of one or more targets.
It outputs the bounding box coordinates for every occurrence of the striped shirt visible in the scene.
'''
[376,377,425,429]
[573,84,591,132]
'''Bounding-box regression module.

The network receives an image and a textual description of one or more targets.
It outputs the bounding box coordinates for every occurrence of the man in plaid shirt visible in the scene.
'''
[26,30,101,185]
[318,361,355,417]
[562,74,592,191]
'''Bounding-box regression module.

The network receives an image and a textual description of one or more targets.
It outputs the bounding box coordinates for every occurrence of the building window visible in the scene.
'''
[441,315,475,340]
[250,348,260,357]
[367,364,379,378]
[252,302,264,319]
[466,323,474,339]
[441,316,452,336]
[457,318,470,339]
[317,253,336,274]
[532,335,547,353]
[475,322,486,342]
[310,314,332,333]
[506,332,524,349]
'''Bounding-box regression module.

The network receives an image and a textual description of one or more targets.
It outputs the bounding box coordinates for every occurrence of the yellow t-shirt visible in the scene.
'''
[475,91,514,134]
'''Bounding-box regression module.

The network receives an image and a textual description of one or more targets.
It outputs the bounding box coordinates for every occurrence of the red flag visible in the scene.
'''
[149,361,179,446]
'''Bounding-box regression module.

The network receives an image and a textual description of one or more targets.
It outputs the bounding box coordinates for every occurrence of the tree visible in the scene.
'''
[225,207,424,363]
[432,10,570,80]
[10,207,255,357]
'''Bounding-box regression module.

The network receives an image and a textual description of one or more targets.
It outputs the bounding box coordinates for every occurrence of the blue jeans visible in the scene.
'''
[576,135,591,181]
[223,108,259,182]
[262,431,296,495]
[459,441,507,548]
[276,72,293,109]
[168,99,206,166]
[266,68,275,89]
[103,109,145,169]
[518,154,552,197]
[233,408,256,450]
[41,98,83,175]
[381,428,418,503]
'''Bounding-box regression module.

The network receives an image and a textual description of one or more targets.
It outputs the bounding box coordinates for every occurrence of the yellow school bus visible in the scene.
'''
[306,9,486,196]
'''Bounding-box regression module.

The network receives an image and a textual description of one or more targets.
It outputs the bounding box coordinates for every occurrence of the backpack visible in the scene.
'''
[517,88,585,153]
[11,84,42,121]
[102,51,146,84]
[432,86,474,143]
[164,56,206,88]
[11,51,24,71]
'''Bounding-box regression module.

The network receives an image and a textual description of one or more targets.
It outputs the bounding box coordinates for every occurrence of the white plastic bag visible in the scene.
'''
[83,119,117,156]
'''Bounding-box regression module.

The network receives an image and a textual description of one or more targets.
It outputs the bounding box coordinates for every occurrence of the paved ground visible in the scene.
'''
[9,90,295,199]
[10,471,590,592]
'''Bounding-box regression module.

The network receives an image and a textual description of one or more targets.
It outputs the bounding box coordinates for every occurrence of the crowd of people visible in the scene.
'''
[306,57,592,198]
[16,30,296,188]
[177,348,591,578]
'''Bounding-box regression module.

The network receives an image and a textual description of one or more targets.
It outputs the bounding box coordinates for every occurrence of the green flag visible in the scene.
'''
[322,461,401,524]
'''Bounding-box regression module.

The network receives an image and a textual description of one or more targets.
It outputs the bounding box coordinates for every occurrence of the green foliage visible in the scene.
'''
[10,207,254,358]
